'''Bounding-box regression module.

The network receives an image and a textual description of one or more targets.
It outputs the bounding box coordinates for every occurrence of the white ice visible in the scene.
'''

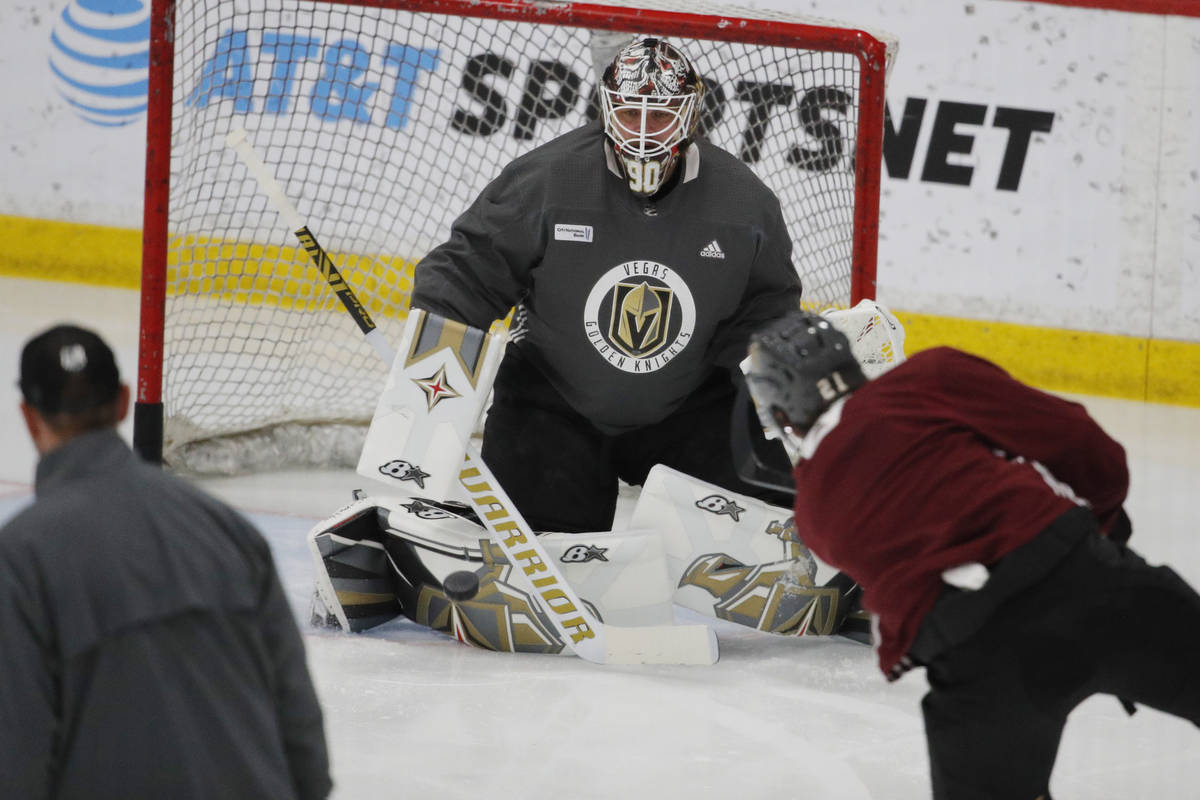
[1,278,1197,799]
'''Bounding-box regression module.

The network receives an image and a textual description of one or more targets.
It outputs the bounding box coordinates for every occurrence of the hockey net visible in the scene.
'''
[136,0,897,473]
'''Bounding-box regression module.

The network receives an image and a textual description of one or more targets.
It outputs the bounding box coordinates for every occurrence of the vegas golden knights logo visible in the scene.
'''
[611,281,675,358]
[584,261,697,374]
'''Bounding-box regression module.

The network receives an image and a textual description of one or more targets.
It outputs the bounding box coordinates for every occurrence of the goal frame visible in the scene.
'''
[134,0,891,464]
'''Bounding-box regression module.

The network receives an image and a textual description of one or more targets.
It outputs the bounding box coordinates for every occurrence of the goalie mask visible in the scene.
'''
[742,311,867,455]
[601,37,703,197]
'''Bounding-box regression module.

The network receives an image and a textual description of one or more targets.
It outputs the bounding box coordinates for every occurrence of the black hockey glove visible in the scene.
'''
[1105,507,1132,547]
[824,571,870,645]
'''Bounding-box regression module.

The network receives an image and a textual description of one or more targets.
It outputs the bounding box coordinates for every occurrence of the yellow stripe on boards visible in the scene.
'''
[895,311,1200,407]
[0,214,417,319]
[0,214,141,288]
[1146,339,1200,407]
[3,214,1198,407]
[167,234,415,318]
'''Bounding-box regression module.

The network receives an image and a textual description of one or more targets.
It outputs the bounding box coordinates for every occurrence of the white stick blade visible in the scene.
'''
[225,127,306,231]
[604,624,719,666]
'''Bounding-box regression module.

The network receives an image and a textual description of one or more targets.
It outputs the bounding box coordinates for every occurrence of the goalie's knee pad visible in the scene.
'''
[308,495,674,653]
[538,528,674,628]
[631,464,850,637]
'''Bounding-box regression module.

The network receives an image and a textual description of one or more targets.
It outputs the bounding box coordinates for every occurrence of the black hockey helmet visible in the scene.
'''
[742,311,867,441]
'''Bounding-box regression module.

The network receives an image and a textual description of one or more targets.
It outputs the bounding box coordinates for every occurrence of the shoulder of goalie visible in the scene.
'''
[307,494,677,652]
[631,464,863,638]
[356,308,506,501]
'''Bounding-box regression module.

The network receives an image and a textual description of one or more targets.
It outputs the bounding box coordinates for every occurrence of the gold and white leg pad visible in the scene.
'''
[538,528,675,628]
[631,464,847,636]
[307,494,675,653]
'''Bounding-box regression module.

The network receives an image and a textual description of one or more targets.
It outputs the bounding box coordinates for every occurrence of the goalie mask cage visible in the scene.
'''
[135,0,897,472]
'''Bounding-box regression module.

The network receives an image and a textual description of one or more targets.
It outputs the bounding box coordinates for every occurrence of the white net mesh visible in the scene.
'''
[154,0,896,472]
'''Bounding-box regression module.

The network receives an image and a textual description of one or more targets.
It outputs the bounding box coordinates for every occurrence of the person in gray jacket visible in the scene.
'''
[0,324,331,800]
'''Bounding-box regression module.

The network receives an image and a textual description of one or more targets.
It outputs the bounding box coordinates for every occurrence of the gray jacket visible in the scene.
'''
[0,430,331,799]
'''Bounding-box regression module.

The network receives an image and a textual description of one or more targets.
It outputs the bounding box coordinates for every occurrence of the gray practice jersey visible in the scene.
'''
[411,121,802,433]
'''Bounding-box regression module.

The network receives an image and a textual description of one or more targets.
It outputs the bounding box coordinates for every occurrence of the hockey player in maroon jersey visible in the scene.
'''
[742,310,1200,799]
[410,37,800,533]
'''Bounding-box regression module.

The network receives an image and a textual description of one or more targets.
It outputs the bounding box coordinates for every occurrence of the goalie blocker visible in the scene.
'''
[357,309,506,500]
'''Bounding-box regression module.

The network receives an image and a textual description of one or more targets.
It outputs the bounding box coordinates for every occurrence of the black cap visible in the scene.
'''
[19,324,121,415]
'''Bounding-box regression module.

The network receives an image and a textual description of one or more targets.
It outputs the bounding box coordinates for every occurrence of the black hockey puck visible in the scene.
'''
[443,570,480,603]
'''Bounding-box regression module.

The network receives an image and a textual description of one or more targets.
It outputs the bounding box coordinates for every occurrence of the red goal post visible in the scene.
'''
[135,0,897,470]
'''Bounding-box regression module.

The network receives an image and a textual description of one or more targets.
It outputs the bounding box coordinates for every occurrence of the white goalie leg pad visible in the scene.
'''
[307,496,399,633]
[538,529,675,628]
[308,495,494,634]
[310,494,556,649]
[311,494,674,653]
[379,506,675,628]
[632,465,850,636]
[357,309,507,500]
[382,504,676,650]
[379,497,580,655]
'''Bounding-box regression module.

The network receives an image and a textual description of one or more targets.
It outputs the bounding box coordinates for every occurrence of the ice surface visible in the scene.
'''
[2,278,1198,798]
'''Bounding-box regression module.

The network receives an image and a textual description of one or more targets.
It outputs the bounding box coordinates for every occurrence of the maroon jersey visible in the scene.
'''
[791,347,1129,676]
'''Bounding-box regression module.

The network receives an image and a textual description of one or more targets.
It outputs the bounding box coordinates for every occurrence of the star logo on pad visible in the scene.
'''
[695,494,745,521]
[413,364,461,411]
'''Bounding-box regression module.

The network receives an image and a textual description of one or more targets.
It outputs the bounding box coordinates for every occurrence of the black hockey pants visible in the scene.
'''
[915,510,1200,799]
[481,347,792,532]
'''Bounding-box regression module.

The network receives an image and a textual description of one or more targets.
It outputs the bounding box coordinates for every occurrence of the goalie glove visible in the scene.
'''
[821,298,907,379]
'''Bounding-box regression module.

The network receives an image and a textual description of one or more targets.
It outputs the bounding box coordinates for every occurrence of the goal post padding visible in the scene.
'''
[135,0,897,472]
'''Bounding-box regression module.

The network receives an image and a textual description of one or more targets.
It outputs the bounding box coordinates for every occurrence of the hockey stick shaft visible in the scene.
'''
[227,129,716,665]
[226,128,395,366]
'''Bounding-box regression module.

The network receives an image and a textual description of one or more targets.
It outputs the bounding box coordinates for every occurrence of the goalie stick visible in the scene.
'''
[226,128,718,666]
[225,128,395,367]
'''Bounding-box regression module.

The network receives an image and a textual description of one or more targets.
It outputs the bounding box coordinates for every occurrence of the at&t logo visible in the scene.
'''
[49,0,150,127]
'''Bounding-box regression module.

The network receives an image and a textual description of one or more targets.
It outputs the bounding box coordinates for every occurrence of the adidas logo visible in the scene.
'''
[699,239,725,259]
